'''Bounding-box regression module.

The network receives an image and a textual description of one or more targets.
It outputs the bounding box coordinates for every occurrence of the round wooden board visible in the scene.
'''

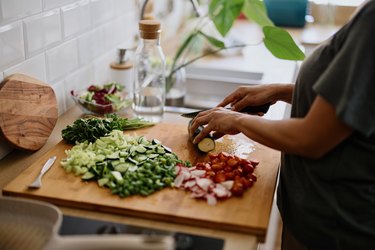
[0,74,58,151]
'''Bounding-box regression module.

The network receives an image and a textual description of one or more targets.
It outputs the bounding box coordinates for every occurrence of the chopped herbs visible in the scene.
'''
[61,114,154,144]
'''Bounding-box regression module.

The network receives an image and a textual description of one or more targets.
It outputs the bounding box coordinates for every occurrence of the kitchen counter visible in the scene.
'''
[0,105,275,250]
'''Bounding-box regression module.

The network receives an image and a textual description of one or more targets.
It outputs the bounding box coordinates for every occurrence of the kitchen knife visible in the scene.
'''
[28,156,57,189]
[181,103,271,118]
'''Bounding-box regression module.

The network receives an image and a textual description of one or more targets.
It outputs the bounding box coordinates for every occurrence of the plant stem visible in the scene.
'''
[169,42,261,77]
[166,42,261,93]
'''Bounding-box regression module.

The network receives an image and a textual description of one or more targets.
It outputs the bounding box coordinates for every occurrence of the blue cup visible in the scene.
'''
[264,0,308,27]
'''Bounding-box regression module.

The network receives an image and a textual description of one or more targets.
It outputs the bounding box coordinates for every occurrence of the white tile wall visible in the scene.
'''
[113,0,137,16]
[77,29,95,66]
[0,22,25,70]
[43,0,75,11]
[23,9,62,57]
[4,53,46,81]
[1,0,138,114]
[46,39,79,82]
[0,0,42,24]
[61,0,90,39]
[90,0,115,27]
[0,0,139,158]
[0,0,140,114]
[92,50,117,84]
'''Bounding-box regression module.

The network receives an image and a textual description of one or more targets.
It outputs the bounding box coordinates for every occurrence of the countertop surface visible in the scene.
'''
[0,105,282,250]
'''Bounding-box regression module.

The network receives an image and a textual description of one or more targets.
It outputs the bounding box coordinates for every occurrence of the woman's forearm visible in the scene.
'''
[233,96,352,158]
[234,115,310,156]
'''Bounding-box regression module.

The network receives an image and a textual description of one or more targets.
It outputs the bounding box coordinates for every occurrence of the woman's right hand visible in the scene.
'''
[217,84,294,111]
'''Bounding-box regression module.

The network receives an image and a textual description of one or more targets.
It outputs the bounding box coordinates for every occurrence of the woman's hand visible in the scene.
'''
[189,107,245,143]
[217,84,294,111]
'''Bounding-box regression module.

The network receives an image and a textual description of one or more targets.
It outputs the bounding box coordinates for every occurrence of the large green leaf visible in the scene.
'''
[242,0,273,27]
[198,31,225,48]
[209,0,244,37]
[263,26,305,60]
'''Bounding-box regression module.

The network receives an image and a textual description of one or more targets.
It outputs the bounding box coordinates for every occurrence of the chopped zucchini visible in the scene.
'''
[111,171,123,183]
[81,171,95,180]
[188,119,216,153]
[197,137,216,152]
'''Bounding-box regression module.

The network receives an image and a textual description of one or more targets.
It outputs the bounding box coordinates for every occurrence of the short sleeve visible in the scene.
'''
[313,7,375,138]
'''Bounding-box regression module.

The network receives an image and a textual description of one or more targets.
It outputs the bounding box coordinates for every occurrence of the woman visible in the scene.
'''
[189,1,375,249]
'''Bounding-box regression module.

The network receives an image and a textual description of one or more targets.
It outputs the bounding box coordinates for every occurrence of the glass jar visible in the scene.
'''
[133,20,166,123]
[165,65,186,107]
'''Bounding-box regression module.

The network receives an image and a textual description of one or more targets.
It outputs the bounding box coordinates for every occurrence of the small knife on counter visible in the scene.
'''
[181,103,271,118]
[27,156,57,189]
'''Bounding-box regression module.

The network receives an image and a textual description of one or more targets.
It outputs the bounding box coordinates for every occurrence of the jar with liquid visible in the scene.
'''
[133,19,166,123]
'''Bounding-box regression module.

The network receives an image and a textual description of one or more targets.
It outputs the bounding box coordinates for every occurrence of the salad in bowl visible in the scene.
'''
[71,82,132,115]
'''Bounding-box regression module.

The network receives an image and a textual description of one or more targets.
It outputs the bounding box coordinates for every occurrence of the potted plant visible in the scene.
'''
[164,0,305,105]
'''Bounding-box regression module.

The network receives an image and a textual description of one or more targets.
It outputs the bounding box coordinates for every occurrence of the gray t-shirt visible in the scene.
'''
[277,1,375,249]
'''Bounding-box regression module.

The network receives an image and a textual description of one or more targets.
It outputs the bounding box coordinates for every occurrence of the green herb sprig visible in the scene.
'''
[62,114,154,144]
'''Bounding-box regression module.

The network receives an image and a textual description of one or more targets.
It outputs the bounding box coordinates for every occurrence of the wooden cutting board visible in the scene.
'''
[2,123,280,241]
[0,74,58,151]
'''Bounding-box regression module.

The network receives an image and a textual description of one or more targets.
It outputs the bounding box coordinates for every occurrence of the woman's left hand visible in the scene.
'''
[189,107,245,144]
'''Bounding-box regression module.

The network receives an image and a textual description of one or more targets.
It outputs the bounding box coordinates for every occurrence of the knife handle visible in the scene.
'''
[237,103,271,114]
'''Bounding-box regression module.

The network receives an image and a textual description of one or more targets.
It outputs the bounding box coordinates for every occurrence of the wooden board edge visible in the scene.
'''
[2,190,267,242]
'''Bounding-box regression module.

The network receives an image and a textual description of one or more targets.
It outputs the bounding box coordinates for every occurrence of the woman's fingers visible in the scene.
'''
[212,131,225,140]
[189,107,238,144]
[217,90,242,108]
[189,113,209,141]
[192,123,212,144]
[189,108,221,143]
[231,97,250,111]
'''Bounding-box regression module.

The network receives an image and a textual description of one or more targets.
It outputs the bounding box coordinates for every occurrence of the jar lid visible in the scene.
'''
[139,20,160,32]
[139,20,161,39]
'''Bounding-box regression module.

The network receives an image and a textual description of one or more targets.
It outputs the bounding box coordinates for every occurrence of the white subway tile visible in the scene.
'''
[92,50,116,84]
[91,20,124,59]
[61,0,90,39]
[4,54,47,82]
[0,22,24,70]
[102,21,118,51]
[114,0,137,16]
[51,79,66,115]
[0,0,42,24]
[64,66,94,109]
[23,9,62,57]
[77,29,95,66]
[91,25,106,57]
[90,0,115,26]
[43,0,75,11]
[46,39,78,82]
[112,14,137,49]
[0,0,140,120]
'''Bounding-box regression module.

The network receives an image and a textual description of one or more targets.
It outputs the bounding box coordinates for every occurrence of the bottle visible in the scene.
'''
[133,19,166,123]
[110,48,133,94]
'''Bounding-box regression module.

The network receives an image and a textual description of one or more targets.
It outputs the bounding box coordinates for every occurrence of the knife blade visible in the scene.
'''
[181,103,271,118]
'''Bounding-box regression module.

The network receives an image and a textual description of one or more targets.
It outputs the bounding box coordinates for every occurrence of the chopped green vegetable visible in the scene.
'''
[60,130,186,198]
[188,119,216,153]
[61,114,154,144]
[198,137,216,153]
